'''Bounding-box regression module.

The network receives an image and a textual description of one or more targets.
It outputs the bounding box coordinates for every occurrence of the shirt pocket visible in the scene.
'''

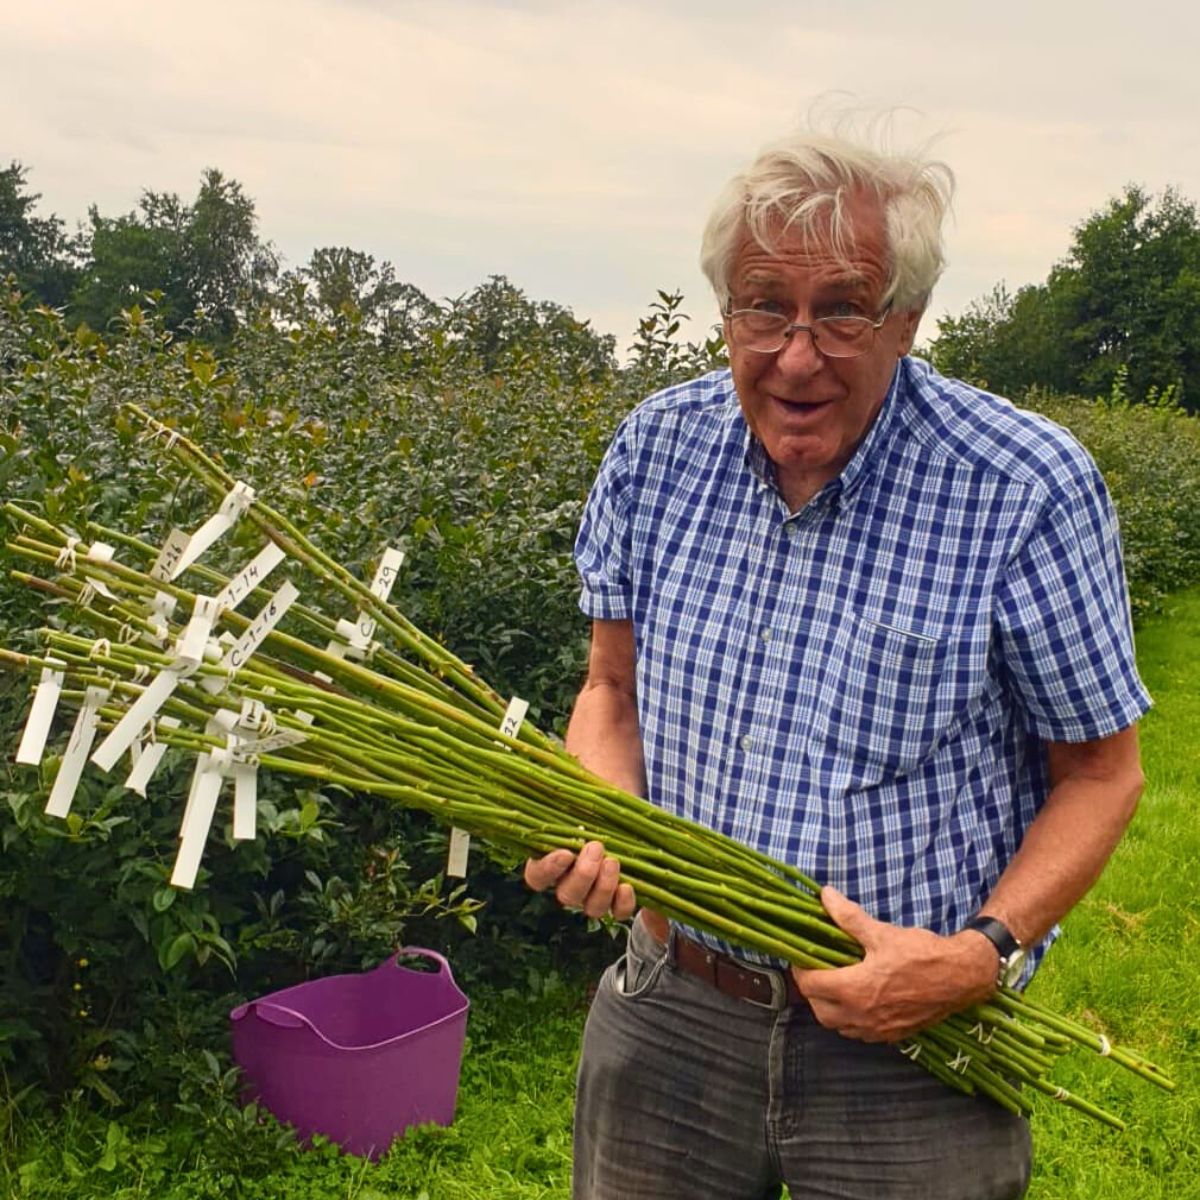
[808,610,952,789]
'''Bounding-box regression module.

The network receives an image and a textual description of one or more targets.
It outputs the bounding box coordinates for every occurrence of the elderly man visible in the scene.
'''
[525,128,1150,1199]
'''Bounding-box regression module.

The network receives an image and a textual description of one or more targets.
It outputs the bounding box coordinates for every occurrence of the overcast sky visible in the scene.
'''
[4,0,1198,356]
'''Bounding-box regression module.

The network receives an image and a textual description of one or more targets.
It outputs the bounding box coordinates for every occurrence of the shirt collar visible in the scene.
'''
[739,359,907,508]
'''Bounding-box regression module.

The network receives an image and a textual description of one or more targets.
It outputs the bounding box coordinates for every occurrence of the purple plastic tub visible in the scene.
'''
[230,948,469,1159]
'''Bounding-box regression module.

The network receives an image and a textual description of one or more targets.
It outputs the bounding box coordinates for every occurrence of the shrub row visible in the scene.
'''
[1,284,1197,1107]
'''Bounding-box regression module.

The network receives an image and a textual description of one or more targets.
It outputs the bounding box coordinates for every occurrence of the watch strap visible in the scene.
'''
[962,915,1022,960]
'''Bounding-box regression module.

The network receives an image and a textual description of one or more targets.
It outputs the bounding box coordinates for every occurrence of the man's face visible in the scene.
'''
[724,194,922,507]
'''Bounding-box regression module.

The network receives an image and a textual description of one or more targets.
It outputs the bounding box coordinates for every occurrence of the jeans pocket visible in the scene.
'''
[612,922,669,1000]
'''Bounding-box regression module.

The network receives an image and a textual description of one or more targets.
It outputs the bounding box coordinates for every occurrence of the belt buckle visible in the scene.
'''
[743,965,787,1010]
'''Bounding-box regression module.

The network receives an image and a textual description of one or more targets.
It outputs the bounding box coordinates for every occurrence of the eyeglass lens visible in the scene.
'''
[729,312,876,357]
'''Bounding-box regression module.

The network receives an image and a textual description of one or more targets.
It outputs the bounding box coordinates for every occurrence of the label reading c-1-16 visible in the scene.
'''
[222,581,300,674]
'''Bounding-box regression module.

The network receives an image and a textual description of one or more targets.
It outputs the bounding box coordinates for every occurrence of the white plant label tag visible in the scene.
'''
[218,580,300,676]
[124,716,180,796]
[84,543,118,600]
[91,670,179,773]
[79,544,119,600]
[235,729,308,757]
[447,695,529,878]
[170,481,255,580]
[232,760,258,840]
[92,595,220,773]
[171,754,225,889]
[499,697,530,741]
[355,546,406,644]
[45,686,110,818]
[445,827,472,879]
[15,659,66,765]
[176,595,221,669]
[150,527,191,583]
[215,542,287,613]
[328,546,406,658]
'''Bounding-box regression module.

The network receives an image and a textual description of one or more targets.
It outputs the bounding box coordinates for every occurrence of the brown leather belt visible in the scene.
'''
[640,910,809,1011]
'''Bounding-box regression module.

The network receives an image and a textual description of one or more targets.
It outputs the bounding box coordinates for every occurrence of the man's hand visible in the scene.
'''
[523,841,637,921]
[791,886,998,1043]
[523,621,642,923]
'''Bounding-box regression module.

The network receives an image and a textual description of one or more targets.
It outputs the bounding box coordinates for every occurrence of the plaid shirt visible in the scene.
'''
[575,357,1151,972]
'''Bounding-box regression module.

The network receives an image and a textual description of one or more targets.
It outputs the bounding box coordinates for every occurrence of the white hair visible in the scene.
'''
[700,124,955,313]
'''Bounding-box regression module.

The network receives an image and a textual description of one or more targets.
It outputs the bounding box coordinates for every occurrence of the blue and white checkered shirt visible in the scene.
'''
[575,357,1151,973]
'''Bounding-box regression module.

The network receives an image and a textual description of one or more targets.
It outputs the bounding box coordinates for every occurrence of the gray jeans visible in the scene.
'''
[573,916,1032,1200]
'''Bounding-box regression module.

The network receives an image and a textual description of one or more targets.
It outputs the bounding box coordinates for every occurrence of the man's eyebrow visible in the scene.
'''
[819,273,872,293]
[737,273,789,292]
[734,271,874,294]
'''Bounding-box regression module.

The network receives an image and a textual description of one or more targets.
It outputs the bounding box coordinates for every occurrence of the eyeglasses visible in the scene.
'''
[723,307,890,358]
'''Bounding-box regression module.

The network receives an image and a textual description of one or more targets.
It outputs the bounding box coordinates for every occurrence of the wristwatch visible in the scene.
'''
[963,915,1027,988]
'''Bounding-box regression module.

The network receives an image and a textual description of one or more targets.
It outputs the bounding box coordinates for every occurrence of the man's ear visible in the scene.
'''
[896,308,923,356]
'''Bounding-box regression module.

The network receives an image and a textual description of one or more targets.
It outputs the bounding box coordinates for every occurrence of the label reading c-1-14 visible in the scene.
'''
[216,542,287,613]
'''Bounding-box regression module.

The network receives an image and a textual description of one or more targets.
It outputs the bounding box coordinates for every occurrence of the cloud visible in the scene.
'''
[3,0,1198,351]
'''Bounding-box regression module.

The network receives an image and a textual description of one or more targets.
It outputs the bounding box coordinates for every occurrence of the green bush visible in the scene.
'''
[2,277,1198,1111]
[0,285,634,1104]
[1024,379,1200,619]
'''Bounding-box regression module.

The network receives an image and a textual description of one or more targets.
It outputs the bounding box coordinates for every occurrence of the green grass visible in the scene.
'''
[2,983,582,1199]
[1020,588,1200,1198]
[3,593,1198,1199]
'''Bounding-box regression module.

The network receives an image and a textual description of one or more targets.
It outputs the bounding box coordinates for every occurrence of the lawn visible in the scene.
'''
[1020,588,1200,1197]
[3,592,1198,1199]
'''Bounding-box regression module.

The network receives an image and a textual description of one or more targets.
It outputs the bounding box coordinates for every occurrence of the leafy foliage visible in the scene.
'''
[1024,376,1200,619]
[0,275,649,1106]
[0,163,81,308]
[929,185,1200,412]
[70,170,278,341]
[1,227,1198,1119]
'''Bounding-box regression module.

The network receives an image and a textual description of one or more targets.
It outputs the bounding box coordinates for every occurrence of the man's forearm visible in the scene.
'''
[521,617,641,920]
[977,729,1144,948]
[565,680,647,798]
[794,726,1144,1041]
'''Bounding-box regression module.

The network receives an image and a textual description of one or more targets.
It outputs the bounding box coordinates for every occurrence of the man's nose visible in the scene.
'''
[772,325,824,376]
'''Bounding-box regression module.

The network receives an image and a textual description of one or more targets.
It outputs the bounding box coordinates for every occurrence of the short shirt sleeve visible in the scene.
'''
[996,460,1152,742]
[575,417,634,620]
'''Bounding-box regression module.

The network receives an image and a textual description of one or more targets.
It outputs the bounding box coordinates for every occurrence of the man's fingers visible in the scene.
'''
[612,882,638,922]
[523,848,576,892]
[524,842,634,920]
[579,854,623,919]
[820,885,881,949]
[791,960,864,1003]
[555,840,606,910]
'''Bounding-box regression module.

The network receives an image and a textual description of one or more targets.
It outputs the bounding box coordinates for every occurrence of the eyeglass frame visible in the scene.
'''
[720,303,893,359]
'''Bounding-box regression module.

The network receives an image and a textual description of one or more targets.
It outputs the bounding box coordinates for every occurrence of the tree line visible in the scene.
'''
[4,160,1200,410]
[927,184,1200,412]
[0,161,625,380]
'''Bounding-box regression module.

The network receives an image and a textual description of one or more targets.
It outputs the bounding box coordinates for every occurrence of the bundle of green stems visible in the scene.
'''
[0,404,1175,1130]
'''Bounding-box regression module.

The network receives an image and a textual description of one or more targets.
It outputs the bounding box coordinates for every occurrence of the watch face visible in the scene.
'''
[1001,947,1028,988]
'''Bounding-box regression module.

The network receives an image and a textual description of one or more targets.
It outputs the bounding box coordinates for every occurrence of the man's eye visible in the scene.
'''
[822,301,866,319]
[746,299,787,316]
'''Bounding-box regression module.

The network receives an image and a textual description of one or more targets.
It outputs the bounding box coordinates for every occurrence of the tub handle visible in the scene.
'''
[249,1002,310,1029]
[386,947,452,977]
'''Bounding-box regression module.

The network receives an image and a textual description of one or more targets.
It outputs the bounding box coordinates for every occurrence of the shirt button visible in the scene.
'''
[783,523,797,538]
[759,627,771,643]
[739,734,754,752]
